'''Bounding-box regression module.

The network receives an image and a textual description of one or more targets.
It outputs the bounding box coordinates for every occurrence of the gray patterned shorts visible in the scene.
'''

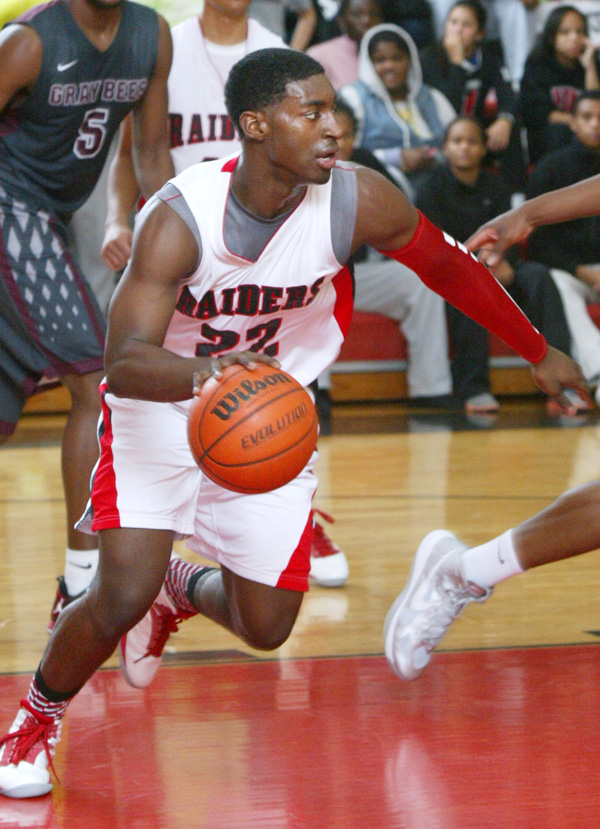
[0,185,105,434]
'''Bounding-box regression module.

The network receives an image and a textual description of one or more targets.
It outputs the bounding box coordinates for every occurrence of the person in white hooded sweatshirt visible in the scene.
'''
[339,23,456,201]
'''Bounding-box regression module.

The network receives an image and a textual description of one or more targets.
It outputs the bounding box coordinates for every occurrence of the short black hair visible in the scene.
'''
[225,48,325,134]
[443,115,485,144]
[574,89,600,112]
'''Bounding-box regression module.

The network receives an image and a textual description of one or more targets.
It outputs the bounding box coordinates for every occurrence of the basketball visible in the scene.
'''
[187,363,319,494]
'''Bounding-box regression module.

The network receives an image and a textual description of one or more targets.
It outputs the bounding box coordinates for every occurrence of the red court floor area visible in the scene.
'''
[1,646,599,828]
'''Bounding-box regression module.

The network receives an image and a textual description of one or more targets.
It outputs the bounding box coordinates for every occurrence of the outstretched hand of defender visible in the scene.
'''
[531,346,592,414]
[466,207,534,270]
[192,352,281,395]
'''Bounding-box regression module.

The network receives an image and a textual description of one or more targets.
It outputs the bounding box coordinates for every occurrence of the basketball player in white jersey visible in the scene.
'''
[0,48,587,799]
[99,0,350,596]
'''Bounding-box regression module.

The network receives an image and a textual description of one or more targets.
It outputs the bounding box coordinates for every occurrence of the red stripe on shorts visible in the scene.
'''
[90,382,121,531]
[276,510,313,592]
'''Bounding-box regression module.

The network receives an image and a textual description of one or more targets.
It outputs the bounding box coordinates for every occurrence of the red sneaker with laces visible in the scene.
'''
[309,509,349,588]
[0,699,61,799]
[118,586,195,689]
[47,576,87,634]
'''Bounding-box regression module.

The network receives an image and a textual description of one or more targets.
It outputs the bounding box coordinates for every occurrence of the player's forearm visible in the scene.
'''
[381,212,547,364]
[106,340,209,402]
[520,174,600,228]
[134,145,174,202]
[289,7,317,51]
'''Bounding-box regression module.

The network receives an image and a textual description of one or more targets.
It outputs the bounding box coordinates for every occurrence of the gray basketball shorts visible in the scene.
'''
[0,185,106,435]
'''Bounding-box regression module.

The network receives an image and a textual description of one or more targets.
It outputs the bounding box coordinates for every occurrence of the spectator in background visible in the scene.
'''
[519,4,600,164]
[416,116,583,414]
[319,100,453,408]
[249,0,317,49]
[420,0,526,191]
[526,89,600,403]
[306,0,382,90]
[428,0,539,85]
[339,23,455,200]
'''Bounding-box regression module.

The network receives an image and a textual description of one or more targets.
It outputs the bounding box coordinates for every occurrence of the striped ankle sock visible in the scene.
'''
[26,668,79,721]
[165,557,215,616]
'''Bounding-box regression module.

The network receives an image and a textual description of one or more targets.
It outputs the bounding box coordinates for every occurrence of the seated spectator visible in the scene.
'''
[428,0,539,85]
[420,0,526,191]
[416,116,582,414]
[317,100,453,414]
[306,0,382,90]
[339,23,456,200]
[519,4,600,164]
[526,89,600,402]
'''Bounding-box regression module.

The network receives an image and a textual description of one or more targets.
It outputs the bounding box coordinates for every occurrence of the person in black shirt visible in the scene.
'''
[526,89,600,397]
[420,0,525,191]
[417,115,579,414]
[519,5,600,164]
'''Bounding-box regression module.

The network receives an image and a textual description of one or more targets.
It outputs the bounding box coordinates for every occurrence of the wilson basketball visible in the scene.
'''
[187,363,319,494]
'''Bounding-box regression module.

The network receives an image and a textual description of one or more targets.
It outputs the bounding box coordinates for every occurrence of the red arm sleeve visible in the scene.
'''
[380,211,548,364]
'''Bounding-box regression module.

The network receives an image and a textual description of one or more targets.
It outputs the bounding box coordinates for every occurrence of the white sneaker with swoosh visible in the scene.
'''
[384,530,491,680]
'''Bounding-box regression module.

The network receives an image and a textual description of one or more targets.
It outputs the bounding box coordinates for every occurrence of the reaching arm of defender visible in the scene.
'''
[466,174,600,268]
[353,166,590,411]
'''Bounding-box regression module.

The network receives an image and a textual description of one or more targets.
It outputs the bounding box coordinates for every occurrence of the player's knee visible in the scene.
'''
[238,606,299,651]
[62,370,103,411]
[87,580,156,642]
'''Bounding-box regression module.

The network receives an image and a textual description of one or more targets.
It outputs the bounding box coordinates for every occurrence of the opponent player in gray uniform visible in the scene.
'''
[0,48,586,800]
[0,0,173,629]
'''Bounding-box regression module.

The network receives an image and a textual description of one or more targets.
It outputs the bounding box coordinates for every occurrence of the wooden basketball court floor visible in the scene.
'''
[2,399,600,828]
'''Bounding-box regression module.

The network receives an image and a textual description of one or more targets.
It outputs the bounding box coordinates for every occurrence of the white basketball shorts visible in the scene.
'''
[77,384,317,591]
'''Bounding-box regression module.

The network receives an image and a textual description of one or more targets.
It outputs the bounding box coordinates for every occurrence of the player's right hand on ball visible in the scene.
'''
[192,352,281,396]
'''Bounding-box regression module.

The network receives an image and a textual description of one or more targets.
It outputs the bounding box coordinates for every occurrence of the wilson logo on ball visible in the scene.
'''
[188,363,318,494]
[210,372,294,421]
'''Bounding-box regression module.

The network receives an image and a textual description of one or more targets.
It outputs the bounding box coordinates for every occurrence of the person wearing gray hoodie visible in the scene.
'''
[339,23,456,200]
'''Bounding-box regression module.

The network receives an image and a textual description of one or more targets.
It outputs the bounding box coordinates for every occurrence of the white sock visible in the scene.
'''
[63,548,99,595]
[460,529,524,590]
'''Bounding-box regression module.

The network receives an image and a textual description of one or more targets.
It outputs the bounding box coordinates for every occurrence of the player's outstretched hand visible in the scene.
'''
[531,346,592,414]
[192,352,281,396]
[466,206,534,270]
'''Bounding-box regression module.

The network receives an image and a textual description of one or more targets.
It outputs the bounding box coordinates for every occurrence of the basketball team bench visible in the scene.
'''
[329,305,600,403]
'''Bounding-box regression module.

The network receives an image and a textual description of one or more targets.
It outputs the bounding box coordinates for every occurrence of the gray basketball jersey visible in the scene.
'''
[0,0,159,217]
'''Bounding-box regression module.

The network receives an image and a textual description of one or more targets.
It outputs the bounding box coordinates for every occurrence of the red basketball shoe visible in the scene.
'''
[309,510,349,588]
[0,700,61,799]
[119,586,195,689]
[47,576,87,634]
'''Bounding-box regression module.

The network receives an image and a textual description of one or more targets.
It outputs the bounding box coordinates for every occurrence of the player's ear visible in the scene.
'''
[238,110,269,142]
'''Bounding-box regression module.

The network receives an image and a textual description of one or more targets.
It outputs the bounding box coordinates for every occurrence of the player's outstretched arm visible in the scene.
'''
[353,166,590,413]
[466,174,600,267]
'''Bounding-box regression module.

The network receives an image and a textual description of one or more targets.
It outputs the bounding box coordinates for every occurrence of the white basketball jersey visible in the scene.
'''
[168,18,285,174]
[159,155,356,388]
